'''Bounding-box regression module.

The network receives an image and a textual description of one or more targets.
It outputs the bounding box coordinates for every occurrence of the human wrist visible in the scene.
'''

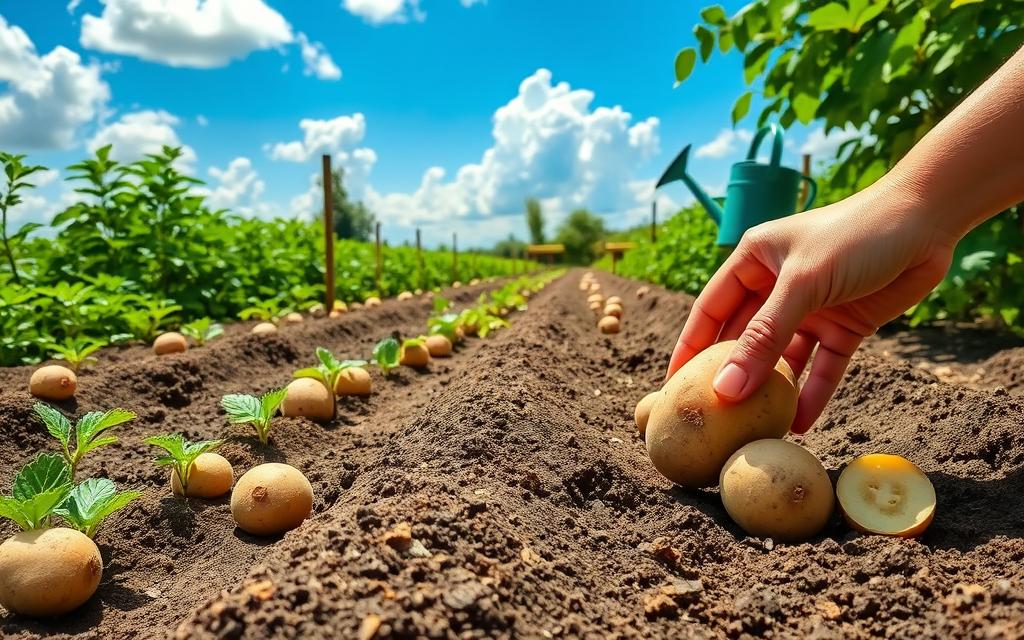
[868,168,967,247]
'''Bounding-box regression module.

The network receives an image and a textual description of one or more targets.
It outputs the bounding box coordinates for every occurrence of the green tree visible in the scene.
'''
[493,233,526,258]
[675,0,1024,331]
[555,209,605,265]
[525,198,545,244]
[322,167,375,241]
[0,152,48,284]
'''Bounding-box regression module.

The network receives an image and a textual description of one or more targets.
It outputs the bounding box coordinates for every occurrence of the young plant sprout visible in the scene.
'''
[144,434,223,497]
[181,317,224,346]
[34,403,136,480]
[221,388,288,445]
[428,312,461,342]
[292,348,366,418]
[238,298,285,323]
[45,337,106,373]
[372,337,401,375]
[0,453,72,530]
[54,478,141,539]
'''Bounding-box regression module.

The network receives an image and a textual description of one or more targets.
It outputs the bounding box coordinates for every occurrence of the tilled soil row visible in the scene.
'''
[172,271,1024,639]
[0,280,512,640]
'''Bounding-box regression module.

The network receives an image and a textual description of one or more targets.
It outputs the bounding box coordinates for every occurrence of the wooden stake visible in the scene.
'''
[651,200,657,243]
[415,228,423,290]
[374,221,382,293]
[452,232,458,282]
[322,154,335,312]
[801,153,812,207]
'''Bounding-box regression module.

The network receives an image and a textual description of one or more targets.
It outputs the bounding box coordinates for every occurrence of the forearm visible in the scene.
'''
[885,45,1024,240]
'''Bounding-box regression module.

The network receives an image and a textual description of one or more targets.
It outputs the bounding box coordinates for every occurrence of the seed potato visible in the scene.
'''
[0,528,102,617]
[231,463,313,536]
[400,343,431,368]
[836,454,936,538]
[397,291,413,301]
[645,340,797,488]
[153,332,188,355]
[364,296,382,308]
[598,315,620,334]
[281,378,334,422]
[29,365,77,400]
[425,334,453,357]
[603,303,623,318]
[171,452,234,498]
[335,367,372,396]
[251,322,278,335]
[720,439,834,541]
[634,391,660,435]
[282,312,304,325]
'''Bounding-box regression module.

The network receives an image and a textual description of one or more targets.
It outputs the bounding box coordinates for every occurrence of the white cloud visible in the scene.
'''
[0,16,109,150]
[268,114,367,162]
[362,68,661,240]
[297,32,341,81]
[80,0,294,68]
[202,156,276,218]
[88,110,197,170]
[343,0,424,24]
[694,128,753,159]
[196,114,209,126]
[67,0,82,12]
[800,124,870,158]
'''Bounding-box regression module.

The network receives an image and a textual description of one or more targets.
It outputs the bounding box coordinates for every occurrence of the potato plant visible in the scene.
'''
[45,337,105,373]
[221,388,288,445]
[292,349,367,419]
[181,317,224,346]
[144,434,223,497]
[54,478,141,539]
[372,338,401,375]
[34,403,136,480]
[0,454,72,531]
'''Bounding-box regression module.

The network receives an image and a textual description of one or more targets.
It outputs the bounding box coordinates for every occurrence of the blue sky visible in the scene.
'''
[1,0,845,246]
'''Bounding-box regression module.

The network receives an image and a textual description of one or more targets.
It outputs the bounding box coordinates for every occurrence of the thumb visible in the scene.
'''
[713,272,812,402]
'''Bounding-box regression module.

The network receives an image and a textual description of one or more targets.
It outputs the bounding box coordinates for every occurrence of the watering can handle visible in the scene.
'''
[746,123,785,167]
[799,175,818,212]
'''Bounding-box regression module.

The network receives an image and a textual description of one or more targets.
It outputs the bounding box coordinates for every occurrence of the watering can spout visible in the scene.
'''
[655,144,723,225]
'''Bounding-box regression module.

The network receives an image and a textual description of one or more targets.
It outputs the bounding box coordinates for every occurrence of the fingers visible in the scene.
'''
[790,317,864,434]
[713,268,813,402]
[781,331,817,379]
[666,249,775,380]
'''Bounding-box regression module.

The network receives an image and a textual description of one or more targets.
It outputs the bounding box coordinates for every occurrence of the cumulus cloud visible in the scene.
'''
[343,0,424,24]
[800,124,871,159]
[88,110,197,170]
[201,156,278,218]
[297,33,341,80]
[694,128,753,160]
[268,114,367,162]
[363,68,661,237]
[0,16,109,149]
[79,0,294,68]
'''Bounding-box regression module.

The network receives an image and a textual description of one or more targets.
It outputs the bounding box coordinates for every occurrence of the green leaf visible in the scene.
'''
[933,42,964,75]
[792,92,820,124]
[694,25,714,62]
[33,403,72,447]
[950,0,983,7]
[372,337,401,372]
[852,0,888,32]
[260,388,288,422]
[700,5,728,25]
[144,433,187,459]
[56,478,141,537]
[731,92,752,125]
[432,295,450,314]
[13,453,72,500]
[0,497,30,530]
[293,367,327,384]
[18,488,73,529]
[221,393,263,423]
[76,408,136,445]
[807,3,851,31]
[673,48,697,87]
[315,347,342,371]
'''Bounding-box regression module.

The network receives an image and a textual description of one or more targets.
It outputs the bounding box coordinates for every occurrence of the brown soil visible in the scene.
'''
[2,272,1023,639]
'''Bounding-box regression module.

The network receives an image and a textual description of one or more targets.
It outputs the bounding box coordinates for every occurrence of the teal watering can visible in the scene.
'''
[656,123,817,247]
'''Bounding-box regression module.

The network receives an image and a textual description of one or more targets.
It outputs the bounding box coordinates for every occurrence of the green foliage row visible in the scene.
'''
[0,146,534,366]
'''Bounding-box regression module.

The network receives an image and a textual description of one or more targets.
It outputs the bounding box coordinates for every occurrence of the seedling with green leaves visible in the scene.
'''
[372,337,401,375]
[181,317,224,346]
[34,403,136,480]
[45,337,106,372]
[144,434,223,496]
[122,298,183,342]
[293,348,366,418]
[55,478,141,538]
[428,312,461,342]
[221,388,288,445]
[238,298,286,323]
[0,453,72,530]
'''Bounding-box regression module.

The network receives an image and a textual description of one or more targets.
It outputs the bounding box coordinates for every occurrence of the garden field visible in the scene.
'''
[2,270,1023,639]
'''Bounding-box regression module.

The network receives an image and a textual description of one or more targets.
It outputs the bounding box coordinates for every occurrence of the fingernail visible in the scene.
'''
[713,363,748,399]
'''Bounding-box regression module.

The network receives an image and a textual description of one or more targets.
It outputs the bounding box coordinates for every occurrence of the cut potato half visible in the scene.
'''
[836,454,935,538]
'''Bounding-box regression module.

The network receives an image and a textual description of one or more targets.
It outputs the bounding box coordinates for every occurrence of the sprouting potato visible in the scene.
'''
[836,454,936,538]
[231,463,313,536]
[171,452,234,498]
[335,367,372,396]
[598,315,620,334]
[634,391,659,435]
[153,332,188,355]
[281,378,334,422]
[425,335,453,357]
[720,439,834,542]
[282,312,304,325]
[308,304,326,318]
[400,342,430,368]
[29,365,77,400]
[645,341,797,488]
[0,528,102,617]
[251,322,278,335]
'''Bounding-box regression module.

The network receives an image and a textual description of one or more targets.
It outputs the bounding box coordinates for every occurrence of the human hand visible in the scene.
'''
[666,179,958,434]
